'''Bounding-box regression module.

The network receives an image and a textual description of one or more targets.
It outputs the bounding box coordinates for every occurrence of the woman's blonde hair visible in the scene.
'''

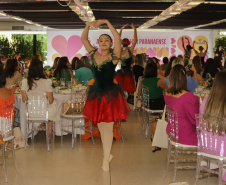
[172,57,184,68]
[204,71,226,123]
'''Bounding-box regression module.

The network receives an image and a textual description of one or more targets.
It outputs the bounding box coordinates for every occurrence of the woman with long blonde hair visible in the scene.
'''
[200,71,226,122]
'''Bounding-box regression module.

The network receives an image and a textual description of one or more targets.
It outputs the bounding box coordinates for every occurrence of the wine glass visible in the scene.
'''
[60,78,65,88]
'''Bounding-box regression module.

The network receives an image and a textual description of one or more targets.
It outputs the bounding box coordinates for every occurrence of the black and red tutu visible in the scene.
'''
[83,83,131,124]
[115,69,136,93]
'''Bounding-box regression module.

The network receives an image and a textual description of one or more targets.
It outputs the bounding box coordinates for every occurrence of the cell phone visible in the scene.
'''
[146,55,149,61]
[188,59,192,68]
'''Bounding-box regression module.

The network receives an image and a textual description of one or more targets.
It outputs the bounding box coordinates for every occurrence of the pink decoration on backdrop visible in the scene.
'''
[157,48,163,58]
[51,35,83,61]
[149,47,157,57]
[67,35,83,60]
[164,47,169,53]
[171,38,176,44]
[171,48,176,54]
[52,36,67,57]
[74,53,82,59]
[172,45,176,48]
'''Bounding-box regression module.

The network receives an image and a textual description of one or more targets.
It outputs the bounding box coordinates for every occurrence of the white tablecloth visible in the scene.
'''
[14,93,85,137]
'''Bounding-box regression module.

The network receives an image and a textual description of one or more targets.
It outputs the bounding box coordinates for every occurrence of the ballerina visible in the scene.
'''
[193,40,208,67]
[114,23,137,95]
[81,19,130,172]
[182,37,193,59]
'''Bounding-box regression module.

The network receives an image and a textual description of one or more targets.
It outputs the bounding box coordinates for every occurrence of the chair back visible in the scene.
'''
[0,103,14,139]
[166,105,179,143]
[142,85,149,109]
[196,114,226,158]
[26,91,48,120]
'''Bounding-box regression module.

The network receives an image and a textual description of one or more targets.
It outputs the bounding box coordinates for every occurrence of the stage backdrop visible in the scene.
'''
[47,30,213,66]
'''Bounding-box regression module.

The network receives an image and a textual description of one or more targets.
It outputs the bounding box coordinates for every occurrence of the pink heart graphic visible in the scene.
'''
[171,38,176,44]
[52,35,83,61]
[171,48,176,54]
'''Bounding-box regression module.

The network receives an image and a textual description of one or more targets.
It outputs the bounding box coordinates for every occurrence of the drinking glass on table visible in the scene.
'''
[203,81,208,88]
[72,79,78,87]
[17,81,22,89]
[60,78,65,87]
[66,81,72,89]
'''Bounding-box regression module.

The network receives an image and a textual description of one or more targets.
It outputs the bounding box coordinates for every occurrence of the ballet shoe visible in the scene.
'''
[102,160,110,172]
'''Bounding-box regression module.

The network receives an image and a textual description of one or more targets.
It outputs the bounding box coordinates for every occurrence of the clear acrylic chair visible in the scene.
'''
[195,114,226,185]
[0,104,18,183]
[133,76,142,115]
[141,85,163,138]
[61,88,95,148]
[165,105,197,182]
[25,91,55,152]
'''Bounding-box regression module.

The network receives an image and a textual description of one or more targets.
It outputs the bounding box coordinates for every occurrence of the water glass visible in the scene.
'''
[66,81,72,89]
[60,78,65,87]
[72,79,78,87]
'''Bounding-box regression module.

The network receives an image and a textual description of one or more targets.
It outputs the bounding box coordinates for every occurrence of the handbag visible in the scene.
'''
[152,105,168,149]
[13,127,25,149]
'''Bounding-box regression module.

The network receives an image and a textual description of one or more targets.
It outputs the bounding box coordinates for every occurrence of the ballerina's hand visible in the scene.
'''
[94,19,108,28]
[131,23,136,29]
[121,24,129,29]
[87,21,98,28]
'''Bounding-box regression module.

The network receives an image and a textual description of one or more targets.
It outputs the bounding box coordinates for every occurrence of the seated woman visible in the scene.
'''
[74,59,93,86]
[161,57,169,72]
[4,59,23,90]
[192,56,203,83]
[0,68,15,116]
[200,71,226,121]
[164,64,199,146]
[138,62,165,152]
[71,57,79,71]
[0,68,17,148]
[199,71,226,179]
[202,58,219,78]
[52,57,60,70]
[54,57,74,82]
[21,59,58,141]
[133,54,144,85]
[165,57,198,93]
[138,62,165,110]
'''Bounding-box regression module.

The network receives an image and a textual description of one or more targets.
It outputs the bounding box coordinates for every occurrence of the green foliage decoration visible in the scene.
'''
[0,34,47,61]
[214,35,226,54]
